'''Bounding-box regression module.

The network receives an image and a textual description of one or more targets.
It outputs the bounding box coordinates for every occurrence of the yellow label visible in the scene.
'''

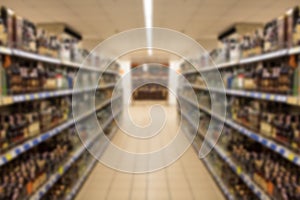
[25,95,30,100]
[58,166,64,175]
[270,95,275,100]
[236,166,242,175]
[287,153,295,161]
[34,94,39,99]
[5,153,12,161]
[287,97,297,105]
[3,97,13,105]
[261,94,266,99]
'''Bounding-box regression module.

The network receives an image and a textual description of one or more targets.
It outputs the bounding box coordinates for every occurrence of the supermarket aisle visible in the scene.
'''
[76,101,224,200]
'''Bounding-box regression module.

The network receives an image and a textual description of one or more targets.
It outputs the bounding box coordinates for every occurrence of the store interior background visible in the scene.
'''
[2,0,300,200]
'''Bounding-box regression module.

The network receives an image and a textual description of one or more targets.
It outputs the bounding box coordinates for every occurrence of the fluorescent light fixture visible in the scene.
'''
[143,0,153,56]
[143,0,152,28]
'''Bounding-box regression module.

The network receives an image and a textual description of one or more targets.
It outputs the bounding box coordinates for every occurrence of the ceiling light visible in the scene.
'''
[143,0,153,56]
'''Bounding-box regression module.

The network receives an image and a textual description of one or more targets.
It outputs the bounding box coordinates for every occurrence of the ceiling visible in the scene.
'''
[1,0,300,62]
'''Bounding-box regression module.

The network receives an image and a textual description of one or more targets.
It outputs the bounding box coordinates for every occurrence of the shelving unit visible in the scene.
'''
[178,11,300,197]
[180,110,270,200]
[0,94,122,167]
[179,93,300,166]
[0,37,122,200]
[30,108,122,200]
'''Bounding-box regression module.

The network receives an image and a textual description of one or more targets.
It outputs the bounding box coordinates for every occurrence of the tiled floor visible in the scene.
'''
[76,101,225,200]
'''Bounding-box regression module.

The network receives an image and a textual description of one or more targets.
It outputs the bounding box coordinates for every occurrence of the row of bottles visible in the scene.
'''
[183,54,300,95]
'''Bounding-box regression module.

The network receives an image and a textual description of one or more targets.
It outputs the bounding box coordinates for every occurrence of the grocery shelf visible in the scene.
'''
[0,94,122,167]
[217,60,240,69]
[65,126,119,200]
[239,49,288,65]
[179,94,300,167]
[0,83,116,106]
[29,108,122,200]
[181,46,300,74]
[202,158,235,200]
[65,154,98,200]
[212,144,270,200]
[29,134,100,200]
[189,84,297,105]
[13,49,61,64]
[0,46,120,75]
[181,111,271,200]
[182,124,234,200]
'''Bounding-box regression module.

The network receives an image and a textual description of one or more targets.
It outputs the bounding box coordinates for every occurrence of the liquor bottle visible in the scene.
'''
[277,15,287,49]
[43,67,56,91]
[22,19,36,52]
[261,65,271,92]
[278,62,294,94]
[6,63,22,94]
[293,115,300,151]
[0,7,14,47]
[264,19,278,52]
[292,8,300,46]
[244,67,256,90]
[27,64,39,92]
[26,103,40,138]
[270,63,280,93]
[286,6,299,47]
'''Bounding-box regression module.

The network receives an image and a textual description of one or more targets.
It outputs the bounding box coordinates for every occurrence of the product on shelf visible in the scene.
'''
[241,29,264,58]
[0,14,7,46]
[181,84,300,153]
[0,7,14,47]
[206,150,259,200]
[178,6,300,67]
[1,58,76,95]
[0,96,119,200]
[287,6,300,47]
[36,29,59,58]
[0,6,110,66]
[13,15,37,52]
[0,87,118,154]
[218,130,300,199]
[0,129,80,200]
[182,53,300,95]
[0,56,120,95]
[0,5,122,200]
[0,97,70,152]
[228,96,300,151]
[41,150,93,200]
